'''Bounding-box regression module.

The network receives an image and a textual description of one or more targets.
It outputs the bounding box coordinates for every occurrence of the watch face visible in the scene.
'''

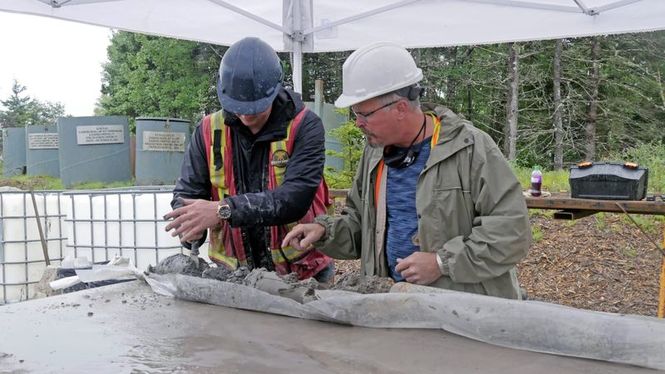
[217,204,232,220]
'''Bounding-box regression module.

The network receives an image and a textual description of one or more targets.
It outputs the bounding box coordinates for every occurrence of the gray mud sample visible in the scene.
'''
[202,266,250,283]
[332,270,394,293]
[148,254,210,277]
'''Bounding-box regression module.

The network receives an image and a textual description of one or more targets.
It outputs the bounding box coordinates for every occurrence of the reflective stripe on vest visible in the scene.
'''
[203,108,331,277]
[266,115,304,269]
[206,111,244,268]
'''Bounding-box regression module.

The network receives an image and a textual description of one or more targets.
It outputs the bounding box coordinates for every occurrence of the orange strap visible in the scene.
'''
[374,114,441,206]
[374,160,385,206]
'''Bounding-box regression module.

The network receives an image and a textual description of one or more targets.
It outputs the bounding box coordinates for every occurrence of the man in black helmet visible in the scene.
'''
[165,37,334,282]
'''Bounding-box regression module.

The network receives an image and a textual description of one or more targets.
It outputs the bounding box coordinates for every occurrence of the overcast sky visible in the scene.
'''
[0,12,111,116]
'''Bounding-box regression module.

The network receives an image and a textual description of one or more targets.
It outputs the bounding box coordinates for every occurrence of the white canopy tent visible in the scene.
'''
[2,0,665,92]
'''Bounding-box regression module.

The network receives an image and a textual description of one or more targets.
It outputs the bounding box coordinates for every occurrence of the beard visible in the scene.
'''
[362,130,383,148]
[367,139,382,148]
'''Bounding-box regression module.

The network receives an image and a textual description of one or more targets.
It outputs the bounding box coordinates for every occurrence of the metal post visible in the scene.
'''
[291,0,303,93]
[658,224,665,318]
[29,190,50,266]
[293,43,303,93]
[314,79,324,116]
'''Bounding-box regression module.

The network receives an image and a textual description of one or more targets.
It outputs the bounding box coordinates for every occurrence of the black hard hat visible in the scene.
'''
[216,37,283,115]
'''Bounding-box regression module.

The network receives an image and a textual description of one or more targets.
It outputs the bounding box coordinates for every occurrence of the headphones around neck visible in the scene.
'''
[383,142,424,169]
[382,84,427,169]
[396,84,425,101]
[383,113,427,169]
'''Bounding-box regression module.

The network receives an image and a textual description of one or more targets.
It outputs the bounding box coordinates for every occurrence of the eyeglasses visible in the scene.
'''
[352,99,401,121]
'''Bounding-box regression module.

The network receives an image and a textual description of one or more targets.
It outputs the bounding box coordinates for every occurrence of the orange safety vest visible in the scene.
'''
[201,108,333,280]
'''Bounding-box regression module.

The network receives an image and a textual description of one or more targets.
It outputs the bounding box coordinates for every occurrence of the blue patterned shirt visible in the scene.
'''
[385,138,432,281]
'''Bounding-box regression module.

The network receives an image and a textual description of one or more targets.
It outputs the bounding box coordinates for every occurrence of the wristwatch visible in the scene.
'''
[217,201,232,220]
[435,252,447,275]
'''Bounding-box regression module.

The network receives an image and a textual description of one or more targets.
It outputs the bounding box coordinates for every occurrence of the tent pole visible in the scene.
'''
[290,0,304,93]
[292,44,303,94]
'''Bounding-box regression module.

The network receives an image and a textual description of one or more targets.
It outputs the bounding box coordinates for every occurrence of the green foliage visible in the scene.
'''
[406,34,665,170]
[564,219,578,228]
[512,165,571,193]
[531,225,544,242]
[597,34,665,153]
[609,141,665,193]
[619,213,660,235]
[621,244,638,258]
[0,172,134,191]
[70,180,134,190]
[97,30,665,180]
[0,174,63,190]
[323,114,365,189]
[0,80,66,127]
[99,31,221,130]
[283,51,350,103]
[514,140,665,194]
[594,212,608,231]
[528,209,554,218]
[543,169,572,193]
[0,161,133,190]
[414,44,508,139]
[511,164,531,189]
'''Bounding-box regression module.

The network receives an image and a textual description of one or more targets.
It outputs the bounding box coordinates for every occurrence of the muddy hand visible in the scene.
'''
[395,252,442,285]
[281,223,325,251]
[164,198,219,243]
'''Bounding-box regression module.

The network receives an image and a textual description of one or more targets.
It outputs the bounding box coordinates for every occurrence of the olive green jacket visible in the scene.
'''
[315,104,531,299]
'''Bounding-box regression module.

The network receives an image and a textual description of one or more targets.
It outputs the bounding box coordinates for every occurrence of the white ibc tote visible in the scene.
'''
[63,187,208,272]
[0,190,66,304]
[0,187,213,304]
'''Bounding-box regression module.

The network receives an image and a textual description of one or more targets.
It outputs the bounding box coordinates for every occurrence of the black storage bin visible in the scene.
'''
[569,162,648,200]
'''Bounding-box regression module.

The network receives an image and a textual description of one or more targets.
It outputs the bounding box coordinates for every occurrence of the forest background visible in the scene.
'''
[2,30,664,192]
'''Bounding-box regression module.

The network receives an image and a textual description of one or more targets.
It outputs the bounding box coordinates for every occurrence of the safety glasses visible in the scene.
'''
[351,99,401,121]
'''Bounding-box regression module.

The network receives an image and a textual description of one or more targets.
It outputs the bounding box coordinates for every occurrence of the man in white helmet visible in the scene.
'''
[283,42,531,298]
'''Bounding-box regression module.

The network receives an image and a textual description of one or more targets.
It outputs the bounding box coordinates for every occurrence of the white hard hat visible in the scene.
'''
[335,41,423,108]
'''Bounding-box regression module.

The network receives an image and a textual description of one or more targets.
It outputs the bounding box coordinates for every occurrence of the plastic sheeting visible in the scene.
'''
[49,256,140,291]
[145,273,665,371]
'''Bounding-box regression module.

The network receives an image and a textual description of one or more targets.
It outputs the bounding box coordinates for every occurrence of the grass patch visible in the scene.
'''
[528,209,554,218]
[0,174,135,191]
[564,219,577,228]
[609,141,665,194]
[531,225,544,242]
[513,141,665,194]
[594,212,607,231]
[0,175,63,190]
[621,245,638,258]
[619,214,661,235]
[70,180,135,190]
[512,166,570,194]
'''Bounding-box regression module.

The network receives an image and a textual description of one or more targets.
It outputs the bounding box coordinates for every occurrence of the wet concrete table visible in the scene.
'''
[0,281,658,373]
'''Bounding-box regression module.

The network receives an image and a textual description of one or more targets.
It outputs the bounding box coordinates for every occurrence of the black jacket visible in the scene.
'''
[172,88,326,269]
